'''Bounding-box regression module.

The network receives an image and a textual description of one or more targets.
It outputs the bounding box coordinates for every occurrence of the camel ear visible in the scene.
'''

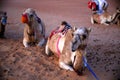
[87,27,92,33]
[73,26,77,31]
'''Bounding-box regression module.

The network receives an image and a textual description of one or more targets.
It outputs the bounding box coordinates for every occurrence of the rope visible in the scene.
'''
[83,56,100,80]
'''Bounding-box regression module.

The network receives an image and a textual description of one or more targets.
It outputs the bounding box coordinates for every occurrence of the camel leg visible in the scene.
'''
[23,39,30,47]
[91,16,95,24]
[45,42,52,56]
[37,38,45,47]
[100,17,110,26]
[103,22,109,26]
[101,20,110,25]
[59,61,74,71]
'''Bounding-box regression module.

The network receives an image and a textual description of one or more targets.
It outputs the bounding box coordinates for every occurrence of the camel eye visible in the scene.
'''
[82,34,87,40]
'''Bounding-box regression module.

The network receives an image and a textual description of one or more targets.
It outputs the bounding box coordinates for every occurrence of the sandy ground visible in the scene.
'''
[0,0,120,80]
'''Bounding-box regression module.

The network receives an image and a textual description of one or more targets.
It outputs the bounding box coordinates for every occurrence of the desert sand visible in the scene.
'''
[0,0,120,80]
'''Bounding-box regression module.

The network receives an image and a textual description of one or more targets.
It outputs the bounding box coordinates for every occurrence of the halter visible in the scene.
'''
[72,34,81,50]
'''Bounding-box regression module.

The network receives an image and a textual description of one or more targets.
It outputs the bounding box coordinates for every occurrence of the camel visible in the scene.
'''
[91,7,120,26]
[45,27,91,74]
[21,8,46,47]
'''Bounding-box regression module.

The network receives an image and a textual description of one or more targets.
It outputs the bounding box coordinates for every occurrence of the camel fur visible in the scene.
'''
[91,11,112,25]
[91,7,120,26]
[21,8,46,47]
[45,27,91,73]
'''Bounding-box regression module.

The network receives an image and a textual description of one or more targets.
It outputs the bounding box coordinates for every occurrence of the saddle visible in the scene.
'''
[49,26,69,39]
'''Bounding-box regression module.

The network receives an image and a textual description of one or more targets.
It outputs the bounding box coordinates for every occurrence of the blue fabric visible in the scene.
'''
[92,0,107,14]
[1,17,7,25]
[83,56,99,80]
[97,9,104,14]
[83,57,87,67]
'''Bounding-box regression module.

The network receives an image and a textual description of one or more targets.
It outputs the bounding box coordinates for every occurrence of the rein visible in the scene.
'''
[83,56,99,80]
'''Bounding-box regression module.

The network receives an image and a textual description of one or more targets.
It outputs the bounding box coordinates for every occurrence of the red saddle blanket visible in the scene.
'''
[49,27,68,39]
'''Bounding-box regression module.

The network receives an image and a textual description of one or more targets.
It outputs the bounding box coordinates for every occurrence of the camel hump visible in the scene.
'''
[65,29,73,37]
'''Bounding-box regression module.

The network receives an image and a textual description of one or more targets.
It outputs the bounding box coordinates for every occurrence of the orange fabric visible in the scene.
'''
[21,14,28,23]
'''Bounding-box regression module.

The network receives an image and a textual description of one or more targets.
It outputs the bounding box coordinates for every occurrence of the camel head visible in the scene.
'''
[21,8,38,24]
[71,27,91,52]
[116,7,120,13]
[70,27,91,73]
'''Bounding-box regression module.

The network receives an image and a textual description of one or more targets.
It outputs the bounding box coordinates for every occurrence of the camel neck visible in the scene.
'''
[111,12,120,22]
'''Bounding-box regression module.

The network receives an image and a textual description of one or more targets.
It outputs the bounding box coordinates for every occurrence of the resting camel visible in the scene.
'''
[45,27,91,74]
[21,8,46,47]
[91,7,120,26]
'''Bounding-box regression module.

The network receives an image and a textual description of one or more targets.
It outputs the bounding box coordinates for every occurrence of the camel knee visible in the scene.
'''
[45,44,51,56]
[59,62,74,71]
[91,17,95,24]
[23,39,29,47]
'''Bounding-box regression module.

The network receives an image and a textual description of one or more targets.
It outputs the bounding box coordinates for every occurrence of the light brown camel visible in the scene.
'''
[45,27,91,74]
[91,7,120,26]
[21,8,46,47]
